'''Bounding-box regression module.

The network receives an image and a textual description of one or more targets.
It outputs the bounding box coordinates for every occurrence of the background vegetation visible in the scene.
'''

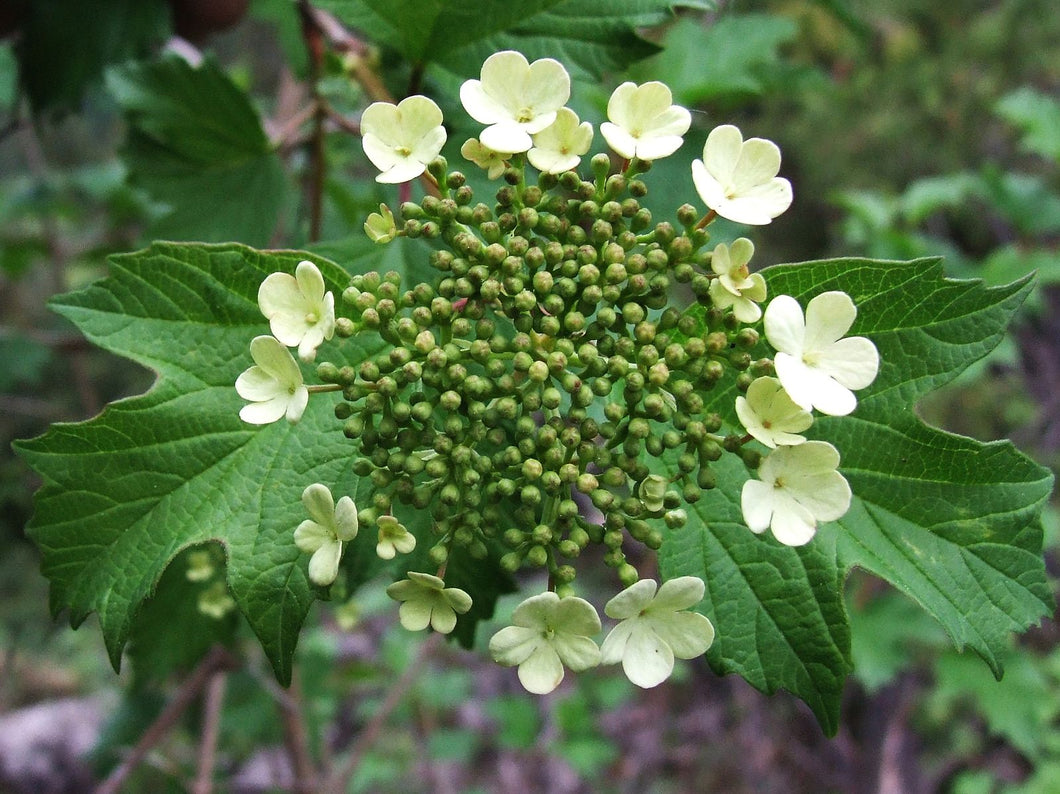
[1,0,1058,791]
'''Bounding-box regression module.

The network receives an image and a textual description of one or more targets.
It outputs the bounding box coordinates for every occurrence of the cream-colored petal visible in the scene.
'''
[238,397,288,425]
[294,519,328,552]
[691,159,727,211]
[604,579,657,620]
[285,385,308,423]
[510,591,560,628]
[235,366,281,402]
[333,495,359,541]
[741,478,776,533]
[621,625,674,688]
[307,541,341,586]
[702,125,744,185]
[301,483,335,526]
[731,137,782,192]
[429,602,458,634]
[768,493,819,546]
[553,633,601,672]
[517,644,565,694]
[398,599,434,631]
[818,336,880,390]
[553,595,601,636]
[804,291,857,349]
[490,625,542,666]
[599,620,635,665]
[600,122,638,160]
[764,296,806,356]
[294,260,325,304]
[649,576,705,613]
[651,611,715,659]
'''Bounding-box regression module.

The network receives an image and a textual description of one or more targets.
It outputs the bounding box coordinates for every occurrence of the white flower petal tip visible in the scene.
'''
[528,107,594,174]
[764,291,880,416]
[460,50,571,154]
[692,124,793,225]
[600,81,691,161]
[735,377,813,448]
[361,95,447,183]
[601,577,714,689]
[740,441,852,546]
[489,592,601,695]
[235,335,309,425]
[257,261,336,361]
[293,483,358,586]
[386,572,472,635]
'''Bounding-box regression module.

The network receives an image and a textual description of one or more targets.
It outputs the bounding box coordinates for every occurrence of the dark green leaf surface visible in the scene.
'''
[318,0,713,79]
[106,58,287,246]
[660,258,1053,733]
[16,243,376,684]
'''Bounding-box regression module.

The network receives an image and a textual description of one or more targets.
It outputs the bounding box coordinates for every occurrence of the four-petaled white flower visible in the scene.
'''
[386,572,472,634]
[235,335,309,425]
[460,50,571,154]
[600,577,715,689]
[741,440,851,546]
[528,107,594,174]
[460,138,512,179]
[489,592,601,694]
[735,376,813,448]
[692,125,793,225]
[707,238,767,323]
[364,203,398,243]
[258,260,336,361]
[361,95,447,183]
[376,515,416,560]
[600,81,691,161]
[764,291,880,416]
[294,483,359,586]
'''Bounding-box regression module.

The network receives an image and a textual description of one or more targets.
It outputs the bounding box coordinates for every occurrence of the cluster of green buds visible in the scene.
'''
[235,50,880,692]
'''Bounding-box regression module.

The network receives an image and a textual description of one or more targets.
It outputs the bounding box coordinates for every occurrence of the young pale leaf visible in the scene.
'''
[659,258,1053,734]
[316,0,713,79]
[15,243,377,685]
[106,57,287,246]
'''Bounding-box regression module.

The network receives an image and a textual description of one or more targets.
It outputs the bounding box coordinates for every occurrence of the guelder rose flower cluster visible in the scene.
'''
[229,48,883,695]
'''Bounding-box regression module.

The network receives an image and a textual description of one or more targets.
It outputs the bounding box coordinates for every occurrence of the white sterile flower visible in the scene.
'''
[707,237,767,323]
[361,95,447,184]
[460,50,571,153]
[741,441,851,546]
[600,81,691,161]
[376,515,416,560]
[692,125,793,225]
[461,138,511,179]
[364,204,398,243]
[764,291,880,416]
[600,577,715,689]
[386,572,472,634]
[294,483,358,587]
[235,335,309,425]
[735,377,813,448]
[258,260,336,361]
[489,592,601,695]
[528,107,594,174]
[185,549,215,582]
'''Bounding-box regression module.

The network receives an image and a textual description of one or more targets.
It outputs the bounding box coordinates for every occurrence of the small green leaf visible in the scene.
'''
[106,57,287,246]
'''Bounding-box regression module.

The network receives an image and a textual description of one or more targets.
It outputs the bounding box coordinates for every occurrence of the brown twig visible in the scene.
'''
[191,669,228,794]
[320,633,443,794]
[95,646,239,794]
[277,668,319,794]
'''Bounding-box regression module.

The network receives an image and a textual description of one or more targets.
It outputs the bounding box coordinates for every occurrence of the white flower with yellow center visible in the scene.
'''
[707,238,767,323]
[461,138,512,179]
[764,291,880,416]
[375,515,416,560]
[600,577,715,689]
[489,592,601,694]
[741,441,851,546]
[460,50,571,154]
[735,377,813,448]
[258,260,335,361]
[235,335,309,425]
[527,107,594,174]
[294,483,358,587]
[600,81,691,161]
[386,572,472,634]
[692,125,793,225]
[361,95,447,183]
